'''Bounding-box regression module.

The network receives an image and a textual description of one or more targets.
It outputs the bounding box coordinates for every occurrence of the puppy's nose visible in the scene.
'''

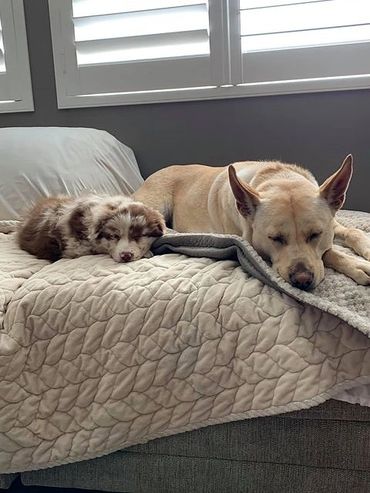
[289,263,314,290]
[120,252,133,262]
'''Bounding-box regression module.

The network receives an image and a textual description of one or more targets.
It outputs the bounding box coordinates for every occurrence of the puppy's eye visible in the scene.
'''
[113,234,120,241]
[307,232,322,242]
[97,232,116,241]
[97,232,110,240]
[269,235,287,245]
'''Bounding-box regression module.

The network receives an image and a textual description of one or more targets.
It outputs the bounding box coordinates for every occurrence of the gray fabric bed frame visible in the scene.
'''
[1,399,369,493]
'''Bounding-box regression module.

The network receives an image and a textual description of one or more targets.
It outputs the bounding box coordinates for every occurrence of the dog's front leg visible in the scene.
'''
[334,221,370,261]
[323,247,370,285]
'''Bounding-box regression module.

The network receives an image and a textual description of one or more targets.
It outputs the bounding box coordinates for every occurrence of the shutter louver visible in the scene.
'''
[240,0,370,53]
[72,2,210,65]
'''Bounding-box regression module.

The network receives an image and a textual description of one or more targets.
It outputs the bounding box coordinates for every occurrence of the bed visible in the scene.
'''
[0,127,369,492]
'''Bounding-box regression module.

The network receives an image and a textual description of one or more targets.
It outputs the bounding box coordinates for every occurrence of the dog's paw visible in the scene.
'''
[363,249,370,262]
[358,239,370,261]
[347,259,370,285]
[346,229,370,261]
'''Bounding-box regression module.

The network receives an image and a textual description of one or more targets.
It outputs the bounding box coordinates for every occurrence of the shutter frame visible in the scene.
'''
[0,0,34,113]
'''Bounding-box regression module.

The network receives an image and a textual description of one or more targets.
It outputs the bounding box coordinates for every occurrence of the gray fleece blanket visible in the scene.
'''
[153,210,370,335]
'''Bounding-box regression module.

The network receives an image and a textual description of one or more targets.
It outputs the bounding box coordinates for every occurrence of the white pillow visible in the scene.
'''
[0,127,144,220]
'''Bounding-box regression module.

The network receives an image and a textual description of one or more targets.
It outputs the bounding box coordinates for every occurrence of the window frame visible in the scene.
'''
[0,0,34,113]
[48,0,370,109]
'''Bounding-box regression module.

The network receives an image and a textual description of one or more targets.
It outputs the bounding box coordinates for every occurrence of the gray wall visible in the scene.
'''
[0,0,369,211]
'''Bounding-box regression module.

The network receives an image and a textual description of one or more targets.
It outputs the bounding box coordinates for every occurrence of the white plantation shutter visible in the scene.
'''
[48,0,370,107]
[229,0,370,93]
[0,0,33,112]
[0,19,5,72]
[49,0,229,107]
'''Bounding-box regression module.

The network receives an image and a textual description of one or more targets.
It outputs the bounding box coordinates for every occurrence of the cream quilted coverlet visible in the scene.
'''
[1,213,370,473]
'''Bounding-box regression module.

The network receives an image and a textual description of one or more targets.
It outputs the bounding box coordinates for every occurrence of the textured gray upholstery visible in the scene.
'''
[18,400,370,493]
[0,474,17,490]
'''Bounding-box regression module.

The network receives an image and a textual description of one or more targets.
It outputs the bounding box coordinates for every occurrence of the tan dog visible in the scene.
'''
[135,155,370,289]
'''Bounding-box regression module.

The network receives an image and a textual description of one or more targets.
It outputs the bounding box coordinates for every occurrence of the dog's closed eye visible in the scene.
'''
[269,234,287,245]
[307,231,322,242]
[97,231,120,241]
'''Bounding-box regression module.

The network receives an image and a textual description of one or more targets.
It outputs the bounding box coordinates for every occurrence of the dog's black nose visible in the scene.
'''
[289,264,314,290]
[120,252,133,262]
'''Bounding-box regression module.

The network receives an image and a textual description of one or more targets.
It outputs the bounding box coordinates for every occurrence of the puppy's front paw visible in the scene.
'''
[144,251,153,259]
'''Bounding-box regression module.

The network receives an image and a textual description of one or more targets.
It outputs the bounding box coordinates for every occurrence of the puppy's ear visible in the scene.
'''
[69,206,88,240]
[228,165,260,217]
[319,154,353,210]
[148,219,165,237]
[149,225,164,237]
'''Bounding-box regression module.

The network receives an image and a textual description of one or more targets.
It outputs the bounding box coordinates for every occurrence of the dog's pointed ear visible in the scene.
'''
[228,165,260,217]
[319,154,353,210]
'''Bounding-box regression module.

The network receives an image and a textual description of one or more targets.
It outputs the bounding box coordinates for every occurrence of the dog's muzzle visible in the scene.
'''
[120,251,133,262]
[289,262,314,290]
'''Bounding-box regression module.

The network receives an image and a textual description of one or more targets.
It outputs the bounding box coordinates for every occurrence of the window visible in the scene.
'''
[49,0,370,108]
[0,0,33,113]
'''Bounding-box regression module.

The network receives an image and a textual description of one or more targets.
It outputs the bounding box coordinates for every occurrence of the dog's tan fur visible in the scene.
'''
[135,156,370,289]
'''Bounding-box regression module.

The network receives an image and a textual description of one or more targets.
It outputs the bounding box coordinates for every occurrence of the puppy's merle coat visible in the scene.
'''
[17,195,165,262]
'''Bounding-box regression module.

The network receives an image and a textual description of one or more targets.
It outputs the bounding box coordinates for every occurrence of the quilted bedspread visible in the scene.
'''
[1,212,370,473]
